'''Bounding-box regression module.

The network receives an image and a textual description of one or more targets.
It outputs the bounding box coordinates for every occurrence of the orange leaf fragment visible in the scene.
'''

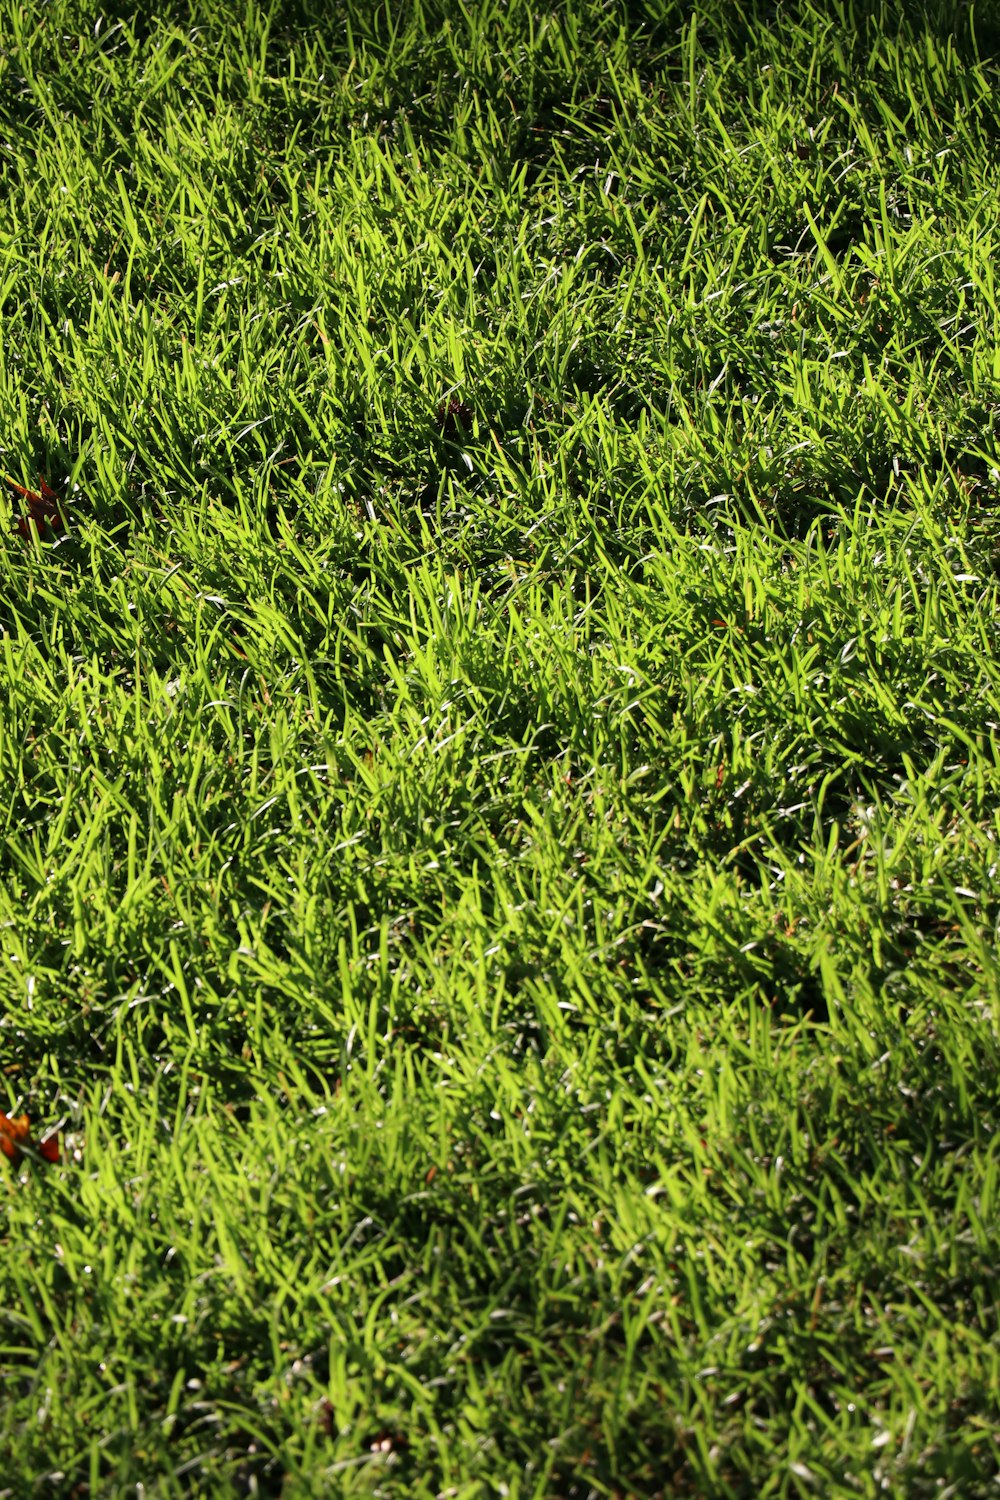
[4,475,65,540]
[0,1110,59,1166]
[0,1111,32,1161]
[38,1134,61,1163]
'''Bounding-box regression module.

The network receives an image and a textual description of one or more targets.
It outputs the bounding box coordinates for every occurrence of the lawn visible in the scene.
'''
[1,0,999,1494]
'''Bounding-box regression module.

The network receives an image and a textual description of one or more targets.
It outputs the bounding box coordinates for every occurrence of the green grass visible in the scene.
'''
[2,0,1000,1493]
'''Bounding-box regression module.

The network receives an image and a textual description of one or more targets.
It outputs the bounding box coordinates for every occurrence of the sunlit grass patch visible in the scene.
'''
[1,0,999,1495]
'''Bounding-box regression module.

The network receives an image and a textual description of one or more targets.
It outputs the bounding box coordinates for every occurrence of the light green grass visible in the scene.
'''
[1,0,999,1494]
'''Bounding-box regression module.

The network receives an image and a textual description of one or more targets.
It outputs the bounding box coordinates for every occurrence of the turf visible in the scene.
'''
[1,0,999,1494]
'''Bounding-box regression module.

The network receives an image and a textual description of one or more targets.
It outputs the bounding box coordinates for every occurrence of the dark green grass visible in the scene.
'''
[1,0,999,1494]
